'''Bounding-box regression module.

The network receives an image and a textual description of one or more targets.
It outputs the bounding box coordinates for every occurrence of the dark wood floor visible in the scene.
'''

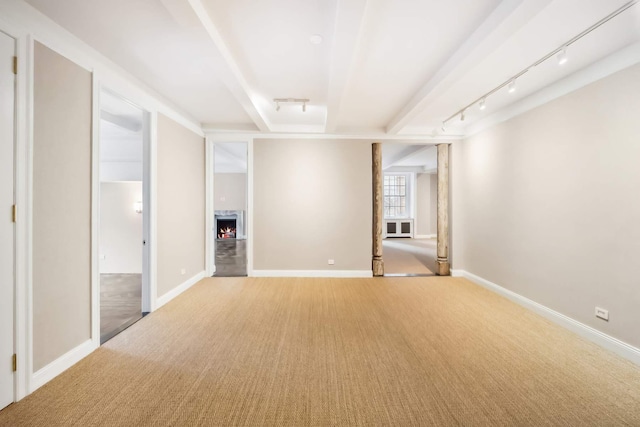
[213,238,247,277]
[100,273,142,344]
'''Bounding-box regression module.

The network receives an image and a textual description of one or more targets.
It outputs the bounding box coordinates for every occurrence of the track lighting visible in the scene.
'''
[557,47,568,65]
[273,98,310,112]
[440,1,638,132]
[441,122,446,132]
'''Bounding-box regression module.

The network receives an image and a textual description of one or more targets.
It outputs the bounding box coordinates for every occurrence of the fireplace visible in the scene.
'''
[214,210,245,240]
[217,219,236,239]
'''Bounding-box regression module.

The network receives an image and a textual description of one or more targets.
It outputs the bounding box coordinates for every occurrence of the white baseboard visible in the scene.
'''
[251,270,373,278]
[457,270,640,366]
[31,338,96,393]
[156,270,206,309]
[414,234,436,239]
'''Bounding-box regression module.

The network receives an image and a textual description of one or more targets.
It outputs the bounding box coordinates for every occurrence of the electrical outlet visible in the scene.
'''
[328,259,335,265]
[595,307,609,321]
[181,268,186,275]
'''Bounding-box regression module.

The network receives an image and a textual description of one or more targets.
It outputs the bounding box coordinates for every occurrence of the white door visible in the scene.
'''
[0,31,16,410]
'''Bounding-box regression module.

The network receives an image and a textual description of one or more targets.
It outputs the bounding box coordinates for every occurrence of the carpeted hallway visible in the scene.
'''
[2,276,640,426]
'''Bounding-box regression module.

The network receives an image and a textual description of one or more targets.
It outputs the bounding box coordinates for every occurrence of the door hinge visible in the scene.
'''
[12,205,17,223]
[12,56,17,75]
[12,354,16,372]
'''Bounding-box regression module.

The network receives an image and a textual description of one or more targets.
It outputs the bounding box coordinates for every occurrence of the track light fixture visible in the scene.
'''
[557,47,568,65]
[273,98,310,112]
[438,0,637,133]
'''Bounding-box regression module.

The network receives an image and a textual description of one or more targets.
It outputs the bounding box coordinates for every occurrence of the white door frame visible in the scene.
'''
[92,84,154,343]
[0,18,31,402]
[0,28,16,410]
[205,137,253,276]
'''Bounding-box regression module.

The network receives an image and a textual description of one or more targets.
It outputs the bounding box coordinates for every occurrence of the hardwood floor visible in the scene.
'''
[100,273,142,344]
[213,238,247,277]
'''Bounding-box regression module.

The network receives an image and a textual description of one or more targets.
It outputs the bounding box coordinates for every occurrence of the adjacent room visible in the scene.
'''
[98,89,148,344]
[381,144,438,276]
[212,142,248,277]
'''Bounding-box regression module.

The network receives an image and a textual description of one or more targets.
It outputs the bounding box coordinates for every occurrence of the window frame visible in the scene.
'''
[383,172,414,219]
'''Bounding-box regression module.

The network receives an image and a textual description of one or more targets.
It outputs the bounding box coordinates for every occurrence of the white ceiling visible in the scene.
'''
[382,144,437,172]
[25,0,640,136]
[215,142,248,173]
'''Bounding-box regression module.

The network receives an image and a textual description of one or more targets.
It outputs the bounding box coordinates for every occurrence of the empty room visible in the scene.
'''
[1,0,640,425]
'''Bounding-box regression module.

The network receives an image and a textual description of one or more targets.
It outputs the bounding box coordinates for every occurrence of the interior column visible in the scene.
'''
[372,142,384,276]
[436,143,450,276]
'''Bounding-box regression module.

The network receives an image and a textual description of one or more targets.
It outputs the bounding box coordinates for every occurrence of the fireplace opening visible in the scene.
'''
[217,219,237,239]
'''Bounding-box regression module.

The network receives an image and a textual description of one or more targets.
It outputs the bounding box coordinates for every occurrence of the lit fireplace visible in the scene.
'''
[217,219,236,239]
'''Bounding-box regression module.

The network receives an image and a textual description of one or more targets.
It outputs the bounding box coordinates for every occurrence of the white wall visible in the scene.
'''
[214,173,247,211]
[157,114,205,297]
[415,172,436,236]
[253,139,372,272]
[99,182,143,274]
[456,63,640,348]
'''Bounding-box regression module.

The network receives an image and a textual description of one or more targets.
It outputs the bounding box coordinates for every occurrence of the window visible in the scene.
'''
[384,174,411,218]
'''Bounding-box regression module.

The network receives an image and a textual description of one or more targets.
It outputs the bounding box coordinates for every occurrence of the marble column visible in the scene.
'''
[436,143,450,276]
[372,142,384,276]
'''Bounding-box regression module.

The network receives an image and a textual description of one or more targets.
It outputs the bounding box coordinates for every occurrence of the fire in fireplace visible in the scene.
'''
[217,219,237,239]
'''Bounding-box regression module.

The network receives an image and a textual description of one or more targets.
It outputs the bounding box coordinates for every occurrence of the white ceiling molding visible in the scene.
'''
[465,40,640,137]
[187,0,271,132]
[324,0,369,133]
[385,0,552,134]
[206,132,462,143]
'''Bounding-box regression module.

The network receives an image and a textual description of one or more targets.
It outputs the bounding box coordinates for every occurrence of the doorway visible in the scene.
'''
[212,142,248,277]
[381,144,438,276]
[0,30,15,410]
[98,89,149,343]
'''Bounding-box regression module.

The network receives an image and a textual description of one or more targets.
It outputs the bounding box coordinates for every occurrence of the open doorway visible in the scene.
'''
[98,89,148,343]
[212,142,248,277]
[381,144,438,276]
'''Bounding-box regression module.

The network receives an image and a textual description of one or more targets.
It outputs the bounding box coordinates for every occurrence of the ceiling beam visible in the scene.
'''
[382,145,431,170]
[324,0,370,133]
[188,0,271,132]
[385,0,552,134]
[100,110,142,133]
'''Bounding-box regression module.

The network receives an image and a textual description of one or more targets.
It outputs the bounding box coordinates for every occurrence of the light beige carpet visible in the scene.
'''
[383,237,436,274]
[2,276,640,426]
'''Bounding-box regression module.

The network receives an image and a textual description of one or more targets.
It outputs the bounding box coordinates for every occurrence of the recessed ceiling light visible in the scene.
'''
[309,34,323,45]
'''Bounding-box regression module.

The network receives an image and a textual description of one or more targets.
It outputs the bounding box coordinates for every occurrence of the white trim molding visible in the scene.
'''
[252,270,374,278]
[30,339,96,393]
[455,270,640,366]
[155,271,206,309]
